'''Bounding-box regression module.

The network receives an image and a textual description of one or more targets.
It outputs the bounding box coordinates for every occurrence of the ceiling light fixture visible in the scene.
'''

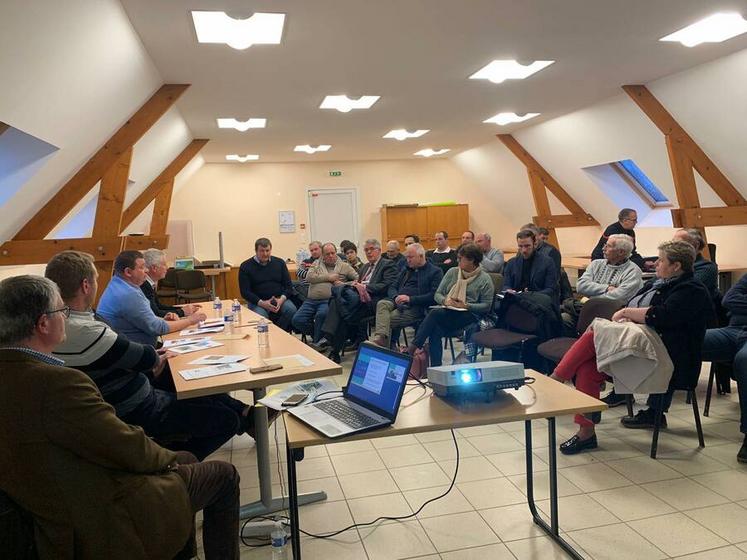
[191,11,285,50]
[319,95,380,113]
[414,148,450,158]
[469,59,554,84]
[660,12,747,47]
[226,154,259,162]
[383,129,429,141]
[217,118,267,131]
[294,145,331,154]
[483,112,540,126]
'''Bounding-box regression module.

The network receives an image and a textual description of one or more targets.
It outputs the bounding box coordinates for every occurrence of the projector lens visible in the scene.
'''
[460,372,472,383]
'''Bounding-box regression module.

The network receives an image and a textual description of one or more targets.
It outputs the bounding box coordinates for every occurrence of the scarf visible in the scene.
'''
[446,266,481,303]
[627,274,680,308]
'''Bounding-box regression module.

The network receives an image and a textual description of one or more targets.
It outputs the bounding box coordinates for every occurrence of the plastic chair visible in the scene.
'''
[472,304,539,363]
[650,389,705,459]
[156,267,178,299]
[175,270,211,303]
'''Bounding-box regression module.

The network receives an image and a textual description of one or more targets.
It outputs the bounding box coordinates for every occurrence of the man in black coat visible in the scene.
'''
[141,248,201,319]
[591,208,647,269]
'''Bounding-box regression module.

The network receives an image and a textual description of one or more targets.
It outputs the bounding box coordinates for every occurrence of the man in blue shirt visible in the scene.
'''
[98,251,206,347]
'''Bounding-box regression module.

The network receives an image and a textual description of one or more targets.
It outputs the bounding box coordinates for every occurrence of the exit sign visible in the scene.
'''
[329,170,342,177]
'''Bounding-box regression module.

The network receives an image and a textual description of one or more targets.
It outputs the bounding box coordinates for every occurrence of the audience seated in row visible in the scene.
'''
[475,232,504,273]
[340,240,364,272]
[426,230,458,274]
[503,229,559,302]
[521,223,561,273]
[461,230,475,244]
[385,239,406,268]
[296,240,322,282]
[591,208,647,270]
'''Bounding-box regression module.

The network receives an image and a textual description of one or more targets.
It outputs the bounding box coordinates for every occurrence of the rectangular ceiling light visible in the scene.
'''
[192,11,285,50]
[294,145,331,154]
[217,118,266,131]
[320,95,380,113]
[660,12,747,47]
[383,129,429,141]
[483,112,539,126]
[469,60,554,84]
[226,154,259,162]
[414,148,450,157]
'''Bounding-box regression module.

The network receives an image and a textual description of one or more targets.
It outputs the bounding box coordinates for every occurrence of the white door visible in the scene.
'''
[307,188,360,246]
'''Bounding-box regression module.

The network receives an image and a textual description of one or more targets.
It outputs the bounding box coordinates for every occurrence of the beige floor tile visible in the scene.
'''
[468,432,524,454]
[338,470,399,499]
[589,485,675,521]
[403,485,474,518]
[655,448,731,476]
[534,446,599,467]
[423,438,480,461]
[508,471,584,500]
[560,462,634,493]
[296,456,337,481]
[606,455,682,484]
[685,503,747,543]
[643,477,730,510]
[370,433,419,449]
[377,443,434,468]
[302,445,329,459]
[673,545,747,559]
[415,429,457,443]
[325,439,375,456]
[440,542,515,560]
[691,470,747,501]
[298,499,354,534]
[457,477,526,509]
[587,436,645,461]
[456,424,503,437]
[701,442,747,468]
[485,450,548,476]
[390,462,451,491]
[292,535,369,560]
[437,455,502,483]
[738,542,747,554]
[419,511,499,552]
[628,512,727,556]
[702,422,746,443]
[478,503,545,542]
[506,535,580,560]
[329,450,385,475]
[568,523,667,560]
[359,519,437,560]
[346,492,412,524]
[297,476,346,502]
[536,494,620,532]
[500,420,529,432]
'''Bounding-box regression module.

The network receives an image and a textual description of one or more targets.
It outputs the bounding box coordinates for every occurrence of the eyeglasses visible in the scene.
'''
[45,306,71,319]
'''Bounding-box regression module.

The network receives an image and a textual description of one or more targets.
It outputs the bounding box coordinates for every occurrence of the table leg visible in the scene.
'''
[210,275,217,298]
[287,445,302,560]
[524,418,584,560]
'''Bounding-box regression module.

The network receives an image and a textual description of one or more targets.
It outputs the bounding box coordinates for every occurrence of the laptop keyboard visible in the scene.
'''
[313,400,380,429]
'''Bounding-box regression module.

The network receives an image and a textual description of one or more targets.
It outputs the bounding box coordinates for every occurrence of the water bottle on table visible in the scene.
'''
[213,297,222,319]
[257,318,269,347]
[231,298,242,323]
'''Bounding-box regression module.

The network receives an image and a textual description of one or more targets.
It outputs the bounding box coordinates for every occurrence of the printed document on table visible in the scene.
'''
[258,378,339,410]
[180,325,225,336]
[168,339,223,355]
[179,363,247,381]
[189,354,249,365]
[262,354,314,369]
[162,336,212,348]
[200,318,225,327]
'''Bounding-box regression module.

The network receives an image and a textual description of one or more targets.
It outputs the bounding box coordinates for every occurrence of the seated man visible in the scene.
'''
[372,243,443,348]
[576,234,643,302]
[426,230,458,274]
[591,208,646,269]
[292,243,358,342]
[475,232,504,273]
[98,250,207,347]
[311,239,398,362]
[0,275,240,559]
[404,233,420,247]
[141,248,201,319]
[46,251,255,461]
[503,229,559,301]
[238,237,297,331]
[673,228,718,300]
[385,239,405,268]
[700,273,747,463]
[296,240,322,283]
[522,223,561,272]
[538,227,550,243]
[343,241,363,272]
[461,230,475,244]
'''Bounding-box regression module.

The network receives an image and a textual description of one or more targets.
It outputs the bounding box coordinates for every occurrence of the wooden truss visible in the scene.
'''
[497,134,599,250]
[623,85,747,257]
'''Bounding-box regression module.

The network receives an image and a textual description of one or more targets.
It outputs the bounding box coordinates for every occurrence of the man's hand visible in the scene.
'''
[190,312,208,324]
[611,309,629,323]
[182,304,201,315]
[153,351,173,378]
[394,294,411,305]
[258,299,275,312]
[445,297,467,309]
[164,312,179,321]
[327,273,341,283]
[443,259,453,265]
[605,285,617,293]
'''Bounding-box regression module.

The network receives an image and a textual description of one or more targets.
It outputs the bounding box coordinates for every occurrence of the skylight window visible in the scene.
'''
[414,148,450,158]
[320,95,380,113]
[191,11,285,50]
[483,112,540,126]
[217,118,266,131]
[615,160,671,207]
[383,129,429,141]
[226,154,259,162]
[660,12,747,47]
[469,60,554,84]
[294,145,331,154]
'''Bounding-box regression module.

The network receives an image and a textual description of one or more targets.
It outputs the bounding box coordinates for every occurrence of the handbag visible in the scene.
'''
[407,344,430,380]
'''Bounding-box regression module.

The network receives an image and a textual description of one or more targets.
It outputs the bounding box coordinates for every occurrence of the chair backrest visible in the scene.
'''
[707,243,717,265]
[160,267,177,288]
[504,303,540,335]
[487,273,504,293]
[175,270,207,291]
[576,297,625,334]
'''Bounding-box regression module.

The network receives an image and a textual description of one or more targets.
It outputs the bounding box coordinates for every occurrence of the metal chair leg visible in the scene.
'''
[448,336,456,361]
[691,391,706,448]
[704,363,715,417]
[650,407,664,459]
[626,395,634,418]
[686,392,692,404]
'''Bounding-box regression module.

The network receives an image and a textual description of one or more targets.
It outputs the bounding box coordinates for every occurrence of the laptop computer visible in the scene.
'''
[288,342,413,438]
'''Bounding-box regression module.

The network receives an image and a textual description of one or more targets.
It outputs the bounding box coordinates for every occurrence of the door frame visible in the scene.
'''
[306,187,360,245]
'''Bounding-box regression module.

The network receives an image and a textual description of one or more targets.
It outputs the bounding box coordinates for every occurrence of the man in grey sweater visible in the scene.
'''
[577,234,643,302]
[475,232,504,273]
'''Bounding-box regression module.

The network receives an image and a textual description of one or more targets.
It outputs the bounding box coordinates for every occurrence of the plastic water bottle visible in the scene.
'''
[224,309,235,334]
[257,318,269,347]
[231,298,241,318]
[270,520,287,559]
[213,297,222,319]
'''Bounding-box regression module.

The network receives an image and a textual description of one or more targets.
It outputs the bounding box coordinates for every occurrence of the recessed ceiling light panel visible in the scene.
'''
[483,112,540,126]
[217,118,267,131]
[226,154,260,162]
[192,11,285,50]
[414,148,450,158]
[294,145,331,154]
[319,95,380,113]
[660,12,747,47]
[469,60,554,84]
[383,129,429,141]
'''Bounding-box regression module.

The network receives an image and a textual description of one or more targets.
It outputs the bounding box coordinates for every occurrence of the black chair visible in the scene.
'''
[649,388,705,459]
[472,304,539,363]
[175,270,212,303]
[156,267,178,299]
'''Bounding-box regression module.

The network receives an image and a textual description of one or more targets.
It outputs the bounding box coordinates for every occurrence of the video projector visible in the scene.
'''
[427,361,527,402]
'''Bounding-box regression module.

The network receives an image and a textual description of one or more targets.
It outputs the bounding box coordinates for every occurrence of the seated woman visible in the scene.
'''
[407,243,494,366]
[549,240,712,454]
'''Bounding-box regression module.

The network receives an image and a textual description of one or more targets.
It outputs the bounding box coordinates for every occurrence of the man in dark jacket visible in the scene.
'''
[591,208,646,269]
[141,248,202,319]
[372,243,443,348]
[673,228,719,300]
[503,229,559,303]
[521,223,561,273]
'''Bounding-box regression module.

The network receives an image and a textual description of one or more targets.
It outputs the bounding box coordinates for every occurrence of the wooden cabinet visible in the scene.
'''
[380,204,469,250]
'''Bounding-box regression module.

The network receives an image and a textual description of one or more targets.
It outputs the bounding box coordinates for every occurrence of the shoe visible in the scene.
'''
[601,390,630,408]
[738,437,747,464]
[308,338,330,352]
[328,351,341,364]
[620,408,667,430]
[560,434,598,455]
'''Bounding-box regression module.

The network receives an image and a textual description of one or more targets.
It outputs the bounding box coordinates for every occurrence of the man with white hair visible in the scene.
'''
[141,248,201,319]
[475,232,504,273]
[385,239,405,268]
[576,234,643,302]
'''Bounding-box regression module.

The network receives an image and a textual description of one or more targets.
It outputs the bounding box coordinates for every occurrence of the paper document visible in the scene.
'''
[258,378,340,410]
[179,363,247,381]
[163,336,211,348]
[263,354,314,369]
[429,305,468,312]
[180,325,225,336]
[189,354,249,365]
[200,318,225,327]
[168,339,223,354]
[212,333,250,341]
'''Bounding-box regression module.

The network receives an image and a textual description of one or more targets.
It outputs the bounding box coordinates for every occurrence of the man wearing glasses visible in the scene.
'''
[591,208,647,269]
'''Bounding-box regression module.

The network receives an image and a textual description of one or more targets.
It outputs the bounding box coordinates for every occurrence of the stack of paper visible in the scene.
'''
[179,363,247,381]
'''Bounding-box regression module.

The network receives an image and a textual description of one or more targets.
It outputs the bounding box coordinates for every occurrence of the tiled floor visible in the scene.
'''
[202,341,746,560]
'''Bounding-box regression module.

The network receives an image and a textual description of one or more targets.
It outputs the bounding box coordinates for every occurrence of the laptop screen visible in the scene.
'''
[346,344,411,418]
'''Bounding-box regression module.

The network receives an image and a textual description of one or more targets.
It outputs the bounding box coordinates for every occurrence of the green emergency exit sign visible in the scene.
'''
[329,170,342,177]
